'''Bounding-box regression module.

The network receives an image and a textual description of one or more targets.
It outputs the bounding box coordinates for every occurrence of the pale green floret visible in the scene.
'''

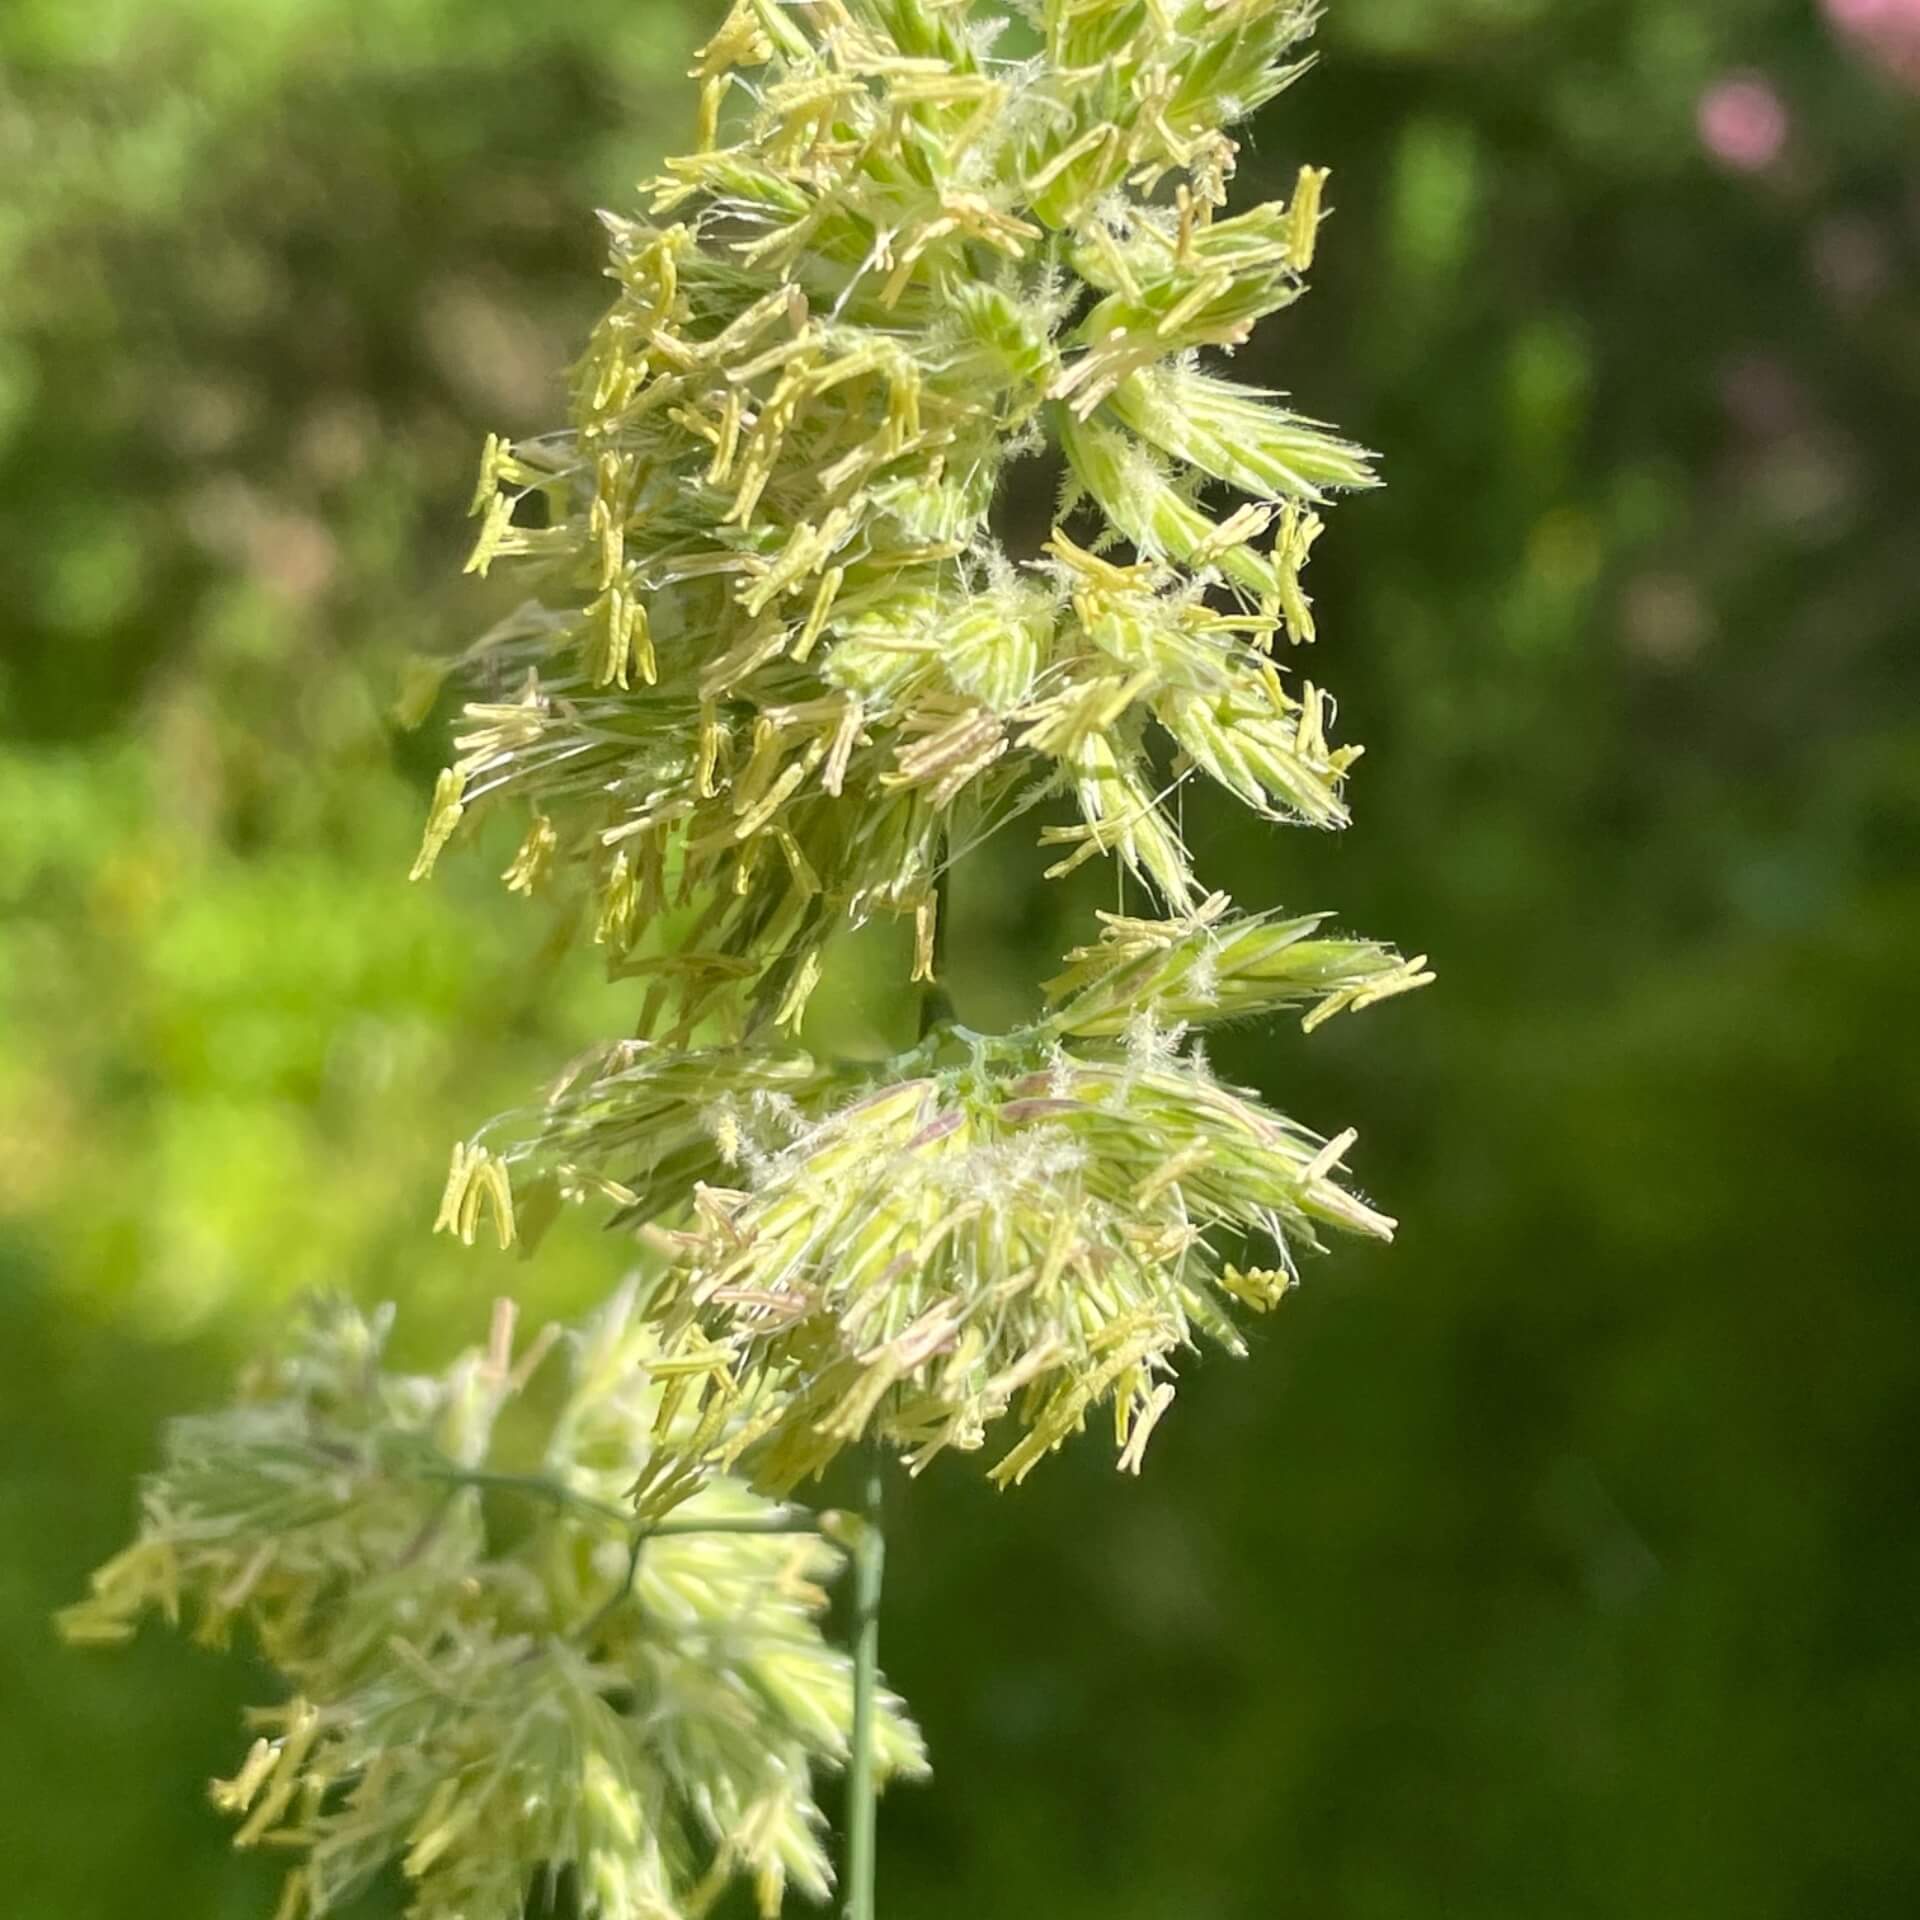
[61,1294,924,1920]
[1107,365,1380,505]
[1046,893,1434,1037]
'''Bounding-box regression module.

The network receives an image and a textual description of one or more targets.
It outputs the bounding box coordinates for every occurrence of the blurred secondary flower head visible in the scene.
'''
[62,1294,924,1920]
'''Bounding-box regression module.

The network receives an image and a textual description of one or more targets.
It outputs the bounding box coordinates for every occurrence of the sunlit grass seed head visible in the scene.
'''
[437,891,1429,1493]
[409,0,1378,1039]
[655,1024,1396,1490]
[63,1292,924,1920]
[398,0,1433,1513]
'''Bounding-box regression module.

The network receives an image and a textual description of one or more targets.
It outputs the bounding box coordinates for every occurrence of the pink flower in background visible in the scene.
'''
[1697,74,1791,173]
[1824,0,1920,88]
[1825,0,1917,29]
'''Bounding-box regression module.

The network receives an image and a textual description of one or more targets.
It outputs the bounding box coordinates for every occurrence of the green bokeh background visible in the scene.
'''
[4,2,1917,1913]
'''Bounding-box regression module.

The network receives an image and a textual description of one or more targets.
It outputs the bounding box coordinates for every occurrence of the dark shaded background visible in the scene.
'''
[4,1,1917,1914]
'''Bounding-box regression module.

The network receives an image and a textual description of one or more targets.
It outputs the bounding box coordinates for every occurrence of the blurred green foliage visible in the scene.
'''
[3,1,1916,1915]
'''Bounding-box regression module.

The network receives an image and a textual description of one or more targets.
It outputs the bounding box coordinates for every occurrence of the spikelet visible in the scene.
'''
[648,1033,1399,1490]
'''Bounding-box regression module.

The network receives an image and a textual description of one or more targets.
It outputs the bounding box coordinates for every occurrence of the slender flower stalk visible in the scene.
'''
[843,1453,886,1920]
[70,0,1426,1913]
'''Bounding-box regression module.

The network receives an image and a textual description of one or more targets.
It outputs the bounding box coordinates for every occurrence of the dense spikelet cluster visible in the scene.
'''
[413,0,1379,1037]
[653,1037,1393,1490]
[441,896,1430,1484]
[62,1294,923,1920]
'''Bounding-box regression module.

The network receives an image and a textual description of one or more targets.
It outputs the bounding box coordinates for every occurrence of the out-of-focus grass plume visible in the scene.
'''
[60,1289,923,1919]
